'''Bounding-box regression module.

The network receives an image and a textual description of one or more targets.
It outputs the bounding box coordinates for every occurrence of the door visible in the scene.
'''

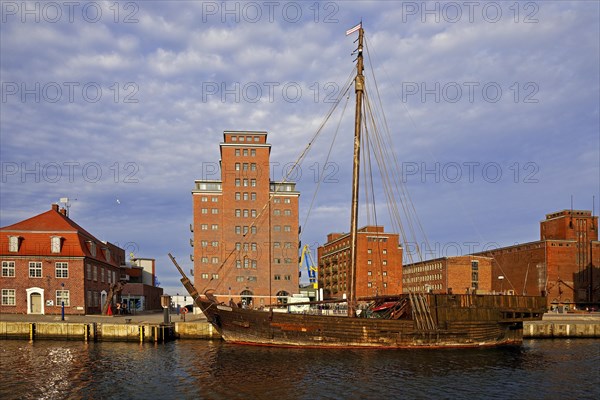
[30,293,42,314]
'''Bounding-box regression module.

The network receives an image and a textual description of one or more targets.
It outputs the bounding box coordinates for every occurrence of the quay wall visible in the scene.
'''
[0,321,175,342]
[1,319,598,341]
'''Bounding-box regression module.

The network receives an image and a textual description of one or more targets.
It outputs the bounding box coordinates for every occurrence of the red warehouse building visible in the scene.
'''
[1,204,126,315]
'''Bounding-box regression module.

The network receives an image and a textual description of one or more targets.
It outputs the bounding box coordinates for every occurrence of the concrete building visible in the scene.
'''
[119,258,163,311]
[0,204,125,315]
[317,226,403,299]
[192,131,300,307]
[475,210,600,309]
[402,256,493,294]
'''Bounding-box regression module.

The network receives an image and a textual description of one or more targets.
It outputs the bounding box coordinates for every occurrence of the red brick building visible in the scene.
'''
[1,204,126,315]
[192,131,300,307]
[476,210,600,309]
[403,256,493,294]
[317,226,403,299]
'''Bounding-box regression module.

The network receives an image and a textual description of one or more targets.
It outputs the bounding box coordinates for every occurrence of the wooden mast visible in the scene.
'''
[348,26,364,317]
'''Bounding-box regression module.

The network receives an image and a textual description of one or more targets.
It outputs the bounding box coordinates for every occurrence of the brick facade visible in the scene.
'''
[476,210,600,308]
[192,131,300,307]
[317,226,403,299]
[0,204,126,315]
[403,255,493,294]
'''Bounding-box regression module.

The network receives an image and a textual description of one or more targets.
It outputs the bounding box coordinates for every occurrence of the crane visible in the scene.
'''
[299,245,318,289]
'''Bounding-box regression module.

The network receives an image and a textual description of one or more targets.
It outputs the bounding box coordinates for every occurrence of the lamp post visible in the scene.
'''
[498,276,505,294]
[61,282,65,321]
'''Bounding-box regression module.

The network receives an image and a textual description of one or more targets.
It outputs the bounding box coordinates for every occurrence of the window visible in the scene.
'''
[284,225,291,232]
[56,290,70,306]
[367,260,372,265]
[211,224,218,230]
[251,209,257,217]
[251,192,256,201]
[251,179,256,187]
[235,209,241,217]
[383,249,387,254]
[251,226,257,234]
[243,179,248,187]
[243,193,249,201]
[8,236,19,252]
[236,276,244,282]
[471,260,479,289]
[274,225,281,232]
[201,240,208,247]
[250,149,256,156]
[284,275,291,281]
[212,273,219,279]
[243,226,249,235]
[243,163,248,171]
[86,264,92,280]
[239,136,245,142]
[243,149,248,156]
[383,260,387,266]
[201,257,209,263]
[236,260,241,268]
[284,209,291,216]
[235,179,241,187]
[100,268,105,282]
[212,241,219,247]
[235,163,240,171]
[274,198,281,204]
[274,274,281,280]
[284,198,291,204]
[236,242,241,250]
[273,242,280,248]
[50,236,62,253]
[235,226,241,234]
[55,262,68,278]
[212,257,219,264]
[368,271,372,276]
[201,224,208,230]
[201,273,209,279]
[212,208,218,214]
[273,209,281,216]
[2,289,15,305]
[2,261,15,277]
[235,149,240,156]
[212,197,218,202]
[201,196,208,202]
[284,242,292,249]
[383,271,387,276]
[243,209,249,217]
[367,249,372,254]
[243,243,249,251]
[248,276,257,282]
[232,136,238,142]
[29,262,42,278]
[251,163,257,171]
[235,192,241,201]
[93,266,98,281]
[88,241,96,256]
[201,208,208,214]
[251,243,257,251]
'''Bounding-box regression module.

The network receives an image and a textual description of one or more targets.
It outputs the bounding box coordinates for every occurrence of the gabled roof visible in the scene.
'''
[1,205,98,241]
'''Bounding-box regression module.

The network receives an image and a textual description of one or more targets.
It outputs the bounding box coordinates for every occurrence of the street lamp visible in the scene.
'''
[498,276,505,294]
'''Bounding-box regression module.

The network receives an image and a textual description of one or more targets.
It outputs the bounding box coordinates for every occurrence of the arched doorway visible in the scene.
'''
[26,287,45,315]
[276,290,289,304]
[240,290,253,308]
[100,290,107,311]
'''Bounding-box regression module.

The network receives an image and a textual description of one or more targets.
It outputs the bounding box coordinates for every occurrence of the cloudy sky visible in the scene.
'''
[1,1,598,295]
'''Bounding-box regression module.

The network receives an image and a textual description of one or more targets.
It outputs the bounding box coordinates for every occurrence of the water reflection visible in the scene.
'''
[0,340,598,400]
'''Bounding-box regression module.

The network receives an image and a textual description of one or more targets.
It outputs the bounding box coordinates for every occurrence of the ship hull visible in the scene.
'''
[197,294,546,349]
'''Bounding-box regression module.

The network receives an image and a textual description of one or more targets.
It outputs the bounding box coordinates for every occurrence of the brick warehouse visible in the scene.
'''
[1,204,126,315]
[192,131,300,307]
[475,210,600,309]
[317,226,403,299]
[402,255,493,294]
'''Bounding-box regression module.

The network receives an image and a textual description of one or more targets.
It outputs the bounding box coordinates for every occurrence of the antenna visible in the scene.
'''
[59,197,77,217]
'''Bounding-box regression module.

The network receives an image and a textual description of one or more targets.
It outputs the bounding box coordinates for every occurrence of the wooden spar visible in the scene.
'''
[168,252,200,304]
[348,26,365,317]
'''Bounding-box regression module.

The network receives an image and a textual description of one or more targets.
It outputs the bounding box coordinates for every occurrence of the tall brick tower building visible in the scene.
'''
[192,131,300,307]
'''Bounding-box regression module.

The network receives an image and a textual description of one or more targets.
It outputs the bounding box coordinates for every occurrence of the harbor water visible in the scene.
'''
[1,339,598,399]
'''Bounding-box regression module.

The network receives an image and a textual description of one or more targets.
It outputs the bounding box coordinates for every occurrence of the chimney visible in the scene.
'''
[51,204,59,212]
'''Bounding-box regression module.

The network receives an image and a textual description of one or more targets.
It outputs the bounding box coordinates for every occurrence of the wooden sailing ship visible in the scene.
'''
[170,25,546,348]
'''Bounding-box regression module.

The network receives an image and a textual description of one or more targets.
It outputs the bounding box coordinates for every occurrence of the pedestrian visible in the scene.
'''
[116,302,121,315]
